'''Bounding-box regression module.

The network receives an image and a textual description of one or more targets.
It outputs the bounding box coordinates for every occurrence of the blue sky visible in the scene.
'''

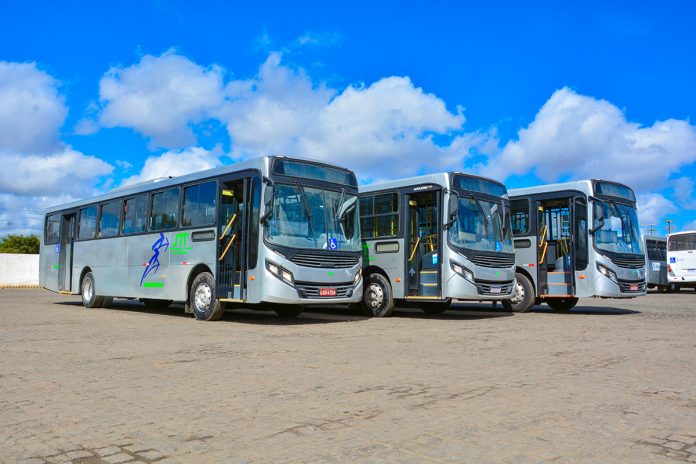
[0,0,695,234]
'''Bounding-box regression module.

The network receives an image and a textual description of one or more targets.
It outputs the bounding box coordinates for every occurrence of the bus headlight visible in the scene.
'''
[596,263,618,284]
[354,271,361,286]
[266,260,295,286]
[450,261,475,283]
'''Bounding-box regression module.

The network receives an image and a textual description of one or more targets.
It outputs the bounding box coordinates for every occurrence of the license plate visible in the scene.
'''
[319,288,337,297]
[490,285,502,294]
[629,284,639,291]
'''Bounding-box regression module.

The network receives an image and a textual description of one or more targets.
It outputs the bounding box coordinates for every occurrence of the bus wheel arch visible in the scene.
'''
[361,266,395,317]
[506,268,536,313]
[185,264,213,314]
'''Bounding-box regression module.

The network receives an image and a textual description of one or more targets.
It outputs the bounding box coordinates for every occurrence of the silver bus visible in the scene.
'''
[644,235,672,292]
[358,172,516,316]
[40,156,363,321]
[508,179,646,312]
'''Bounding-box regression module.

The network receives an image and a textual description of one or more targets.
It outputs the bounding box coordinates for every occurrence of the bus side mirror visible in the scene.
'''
[260,184,274,223]
[445,194,459,230]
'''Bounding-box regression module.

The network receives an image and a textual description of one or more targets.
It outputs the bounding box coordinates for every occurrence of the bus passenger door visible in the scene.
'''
[58,213,76,292]
[405,189,441,298]
[537,198,575,297]
[217,177,248,300]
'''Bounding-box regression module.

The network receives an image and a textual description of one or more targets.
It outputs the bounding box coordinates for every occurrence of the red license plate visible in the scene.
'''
[319,288,337,297]
[629,285,639,291]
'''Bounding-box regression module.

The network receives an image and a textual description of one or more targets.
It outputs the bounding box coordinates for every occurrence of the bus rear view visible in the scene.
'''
[667,231,696,290]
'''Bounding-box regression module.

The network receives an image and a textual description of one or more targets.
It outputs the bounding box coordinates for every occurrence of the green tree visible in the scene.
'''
[0,234,40,254]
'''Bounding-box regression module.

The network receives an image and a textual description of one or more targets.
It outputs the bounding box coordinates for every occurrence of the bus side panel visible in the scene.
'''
[93,236,128,297]
[169,228,217,301]
[39,241,60,292]
[574,268,593,297]
[514,236,538,288]
[72,240,96,293]
[128,233,171,299]
[364,238,405,298]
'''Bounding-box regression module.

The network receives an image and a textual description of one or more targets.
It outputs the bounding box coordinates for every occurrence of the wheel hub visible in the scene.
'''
[510,281,524,305]
[194,284,212,311]
[83,279,93,301]
[366,283,384,309]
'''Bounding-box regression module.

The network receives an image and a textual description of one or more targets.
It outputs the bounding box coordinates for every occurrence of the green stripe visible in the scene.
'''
[143,282,165,288]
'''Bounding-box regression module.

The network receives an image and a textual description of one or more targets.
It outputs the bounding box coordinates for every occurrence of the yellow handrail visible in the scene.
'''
[408,237,421,262]
[539,224,547,247]
[219,234,237,262]
[219,213,237,241]
[539,241,548,264]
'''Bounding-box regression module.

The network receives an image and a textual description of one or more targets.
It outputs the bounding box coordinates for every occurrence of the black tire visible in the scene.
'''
[420,301,450,314]
[361,273,395,317]
[501,300,513,311]
[81,272,104,308]
[508,272,535,313]
[669,283,681,293]
[189,272,224,321]
[657,286,669,293]
[275,306,304,317]
[141,298,172,310]
[101,297,114,308]
[546,297,579,311]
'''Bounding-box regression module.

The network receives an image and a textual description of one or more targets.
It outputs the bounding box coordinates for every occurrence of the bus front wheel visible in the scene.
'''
[508,273,535,313]
[190,272,224,321]
[546,297,579,311]
[81,272,106,308]
[362,273,395,317]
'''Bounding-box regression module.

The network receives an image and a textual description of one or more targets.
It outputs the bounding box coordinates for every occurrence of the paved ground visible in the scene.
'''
[1,289,696,463]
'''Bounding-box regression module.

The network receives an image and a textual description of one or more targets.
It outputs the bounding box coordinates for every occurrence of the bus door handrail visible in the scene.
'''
[219,234,237,262]
[409,237,421,262]
[220,213,237,241]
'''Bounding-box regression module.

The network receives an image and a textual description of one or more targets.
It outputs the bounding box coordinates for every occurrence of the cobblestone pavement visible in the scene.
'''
[2,289,696,463]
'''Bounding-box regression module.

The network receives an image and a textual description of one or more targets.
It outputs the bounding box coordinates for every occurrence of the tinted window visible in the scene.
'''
[510,199,529,236]
[595,181,636,201]
[668,233,696,251]
[273,159,358,187]
[360,192,399,238]
[99,201,121,238]
[248,177,261,268]
[574,197,588,270]
[123,195,148,235]
[453,174,507,197]
[78,206,98,240]
[150,188,180,231]
[182,181,216,227]
[45,213,61,244]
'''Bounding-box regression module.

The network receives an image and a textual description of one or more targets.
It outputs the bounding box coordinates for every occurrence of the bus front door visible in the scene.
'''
[58,213,76,292]
[537,198,575,298]
[217,177,249,301]
[405,189,441,299]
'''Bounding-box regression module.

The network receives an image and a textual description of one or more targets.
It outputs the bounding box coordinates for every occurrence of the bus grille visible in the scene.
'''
[618,280,646,293]
[475,279,515,296]
[467,253,515,268]
[295,282,355,299]
[610,255,645,269]
[289,253,359,268]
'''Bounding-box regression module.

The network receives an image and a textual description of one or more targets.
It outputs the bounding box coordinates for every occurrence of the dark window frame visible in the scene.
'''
[359,191,400,239]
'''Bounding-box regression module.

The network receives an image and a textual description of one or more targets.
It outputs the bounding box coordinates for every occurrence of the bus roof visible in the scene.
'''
[359,172,505,195]
[643,235,666,242]
[44,155,351,214]
[668,230,696,238]
[508,179,594,197]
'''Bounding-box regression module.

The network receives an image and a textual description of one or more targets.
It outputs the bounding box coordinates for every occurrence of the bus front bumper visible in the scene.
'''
[262,267,363,305]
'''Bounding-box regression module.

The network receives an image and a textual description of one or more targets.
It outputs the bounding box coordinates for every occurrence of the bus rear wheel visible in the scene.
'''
[361,273,395,317]
[190,272,224,321]
[275,306,304,317]
[508,273,535,313]
[546,297,579,311]
[81,271,106,308]
[668,283,681,293]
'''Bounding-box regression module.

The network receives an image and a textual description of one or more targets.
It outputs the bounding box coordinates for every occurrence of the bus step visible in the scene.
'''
[419,284,440,296]
[546,285,573,296]
[419,271,438,285]
[547,272,572,285]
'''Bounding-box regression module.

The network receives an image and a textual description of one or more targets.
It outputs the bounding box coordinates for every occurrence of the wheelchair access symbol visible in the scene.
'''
[328,238,338,250]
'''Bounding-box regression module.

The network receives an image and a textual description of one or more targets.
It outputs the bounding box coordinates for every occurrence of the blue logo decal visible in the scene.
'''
[141,233,169,286]
[55,243,60,253]
[432,254,438,265]
[328,237,338,250]
[670,257,676,263]
[495,241,502,252]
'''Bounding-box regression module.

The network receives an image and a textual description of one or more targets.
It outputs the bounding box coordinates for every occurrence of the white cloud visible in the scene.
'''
[636,192,679,228]
[95,50,225,148]
[480,87,696,191]
[121,146,222,186]
[0,61,67,154]
[672,176,696,209]
[682,220,696,232]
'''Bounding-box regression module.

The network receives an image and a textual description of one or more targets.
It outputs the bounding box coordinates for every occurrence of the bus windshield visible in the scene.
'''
[668,233,696,251]
[594,201,644,254]
[449,195,514,253]
[265,184,360,251]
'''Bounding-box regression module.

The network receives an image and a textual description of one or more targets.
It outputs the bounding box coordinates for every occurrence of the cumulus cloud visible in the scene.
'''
[120,146,222,186]
[0,61,67,154]
[480,87,696,191]
[672,176,696,210]
[93,50,225,147]
[636,192,679,228]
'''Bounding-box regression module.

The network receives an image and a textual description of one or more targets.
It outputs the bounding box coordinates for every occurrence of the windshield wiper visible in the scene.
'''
[297,183,317,246]
[468,193,490,235]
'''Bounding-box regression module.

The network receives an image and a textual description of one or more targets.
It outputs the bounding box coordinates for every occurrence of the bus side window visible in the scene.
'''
[182,181,216,227]
[123,195,148,235]
[45,213,61,244]
[150,188,180,231]
[510,199,529,236]
[99,201,121,238]
[78,206,98,240]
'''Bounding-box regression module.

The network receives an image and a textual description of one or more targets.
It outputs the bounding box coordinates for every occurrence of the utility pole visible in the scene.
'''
[665,219,673,235]
[642,224,657,236]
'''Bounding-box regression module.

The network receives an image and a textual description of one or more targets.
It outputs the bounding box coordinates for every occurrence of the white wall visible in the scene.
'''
[0,254,39,286]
